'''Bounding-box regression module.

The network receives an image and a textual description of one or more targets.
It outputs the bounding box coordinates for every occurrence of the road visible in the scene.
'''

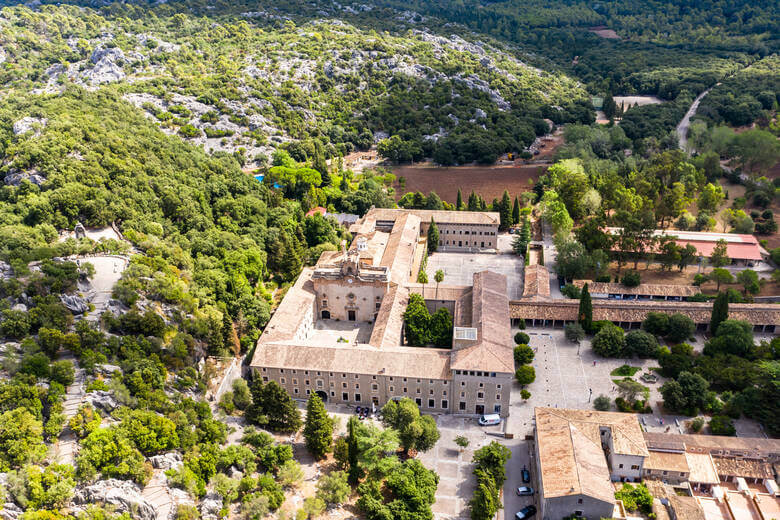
[676,84,718,153]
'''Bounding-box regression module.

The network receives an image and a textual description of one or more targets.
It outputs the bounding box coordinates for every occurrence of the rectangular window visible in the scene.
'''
[415,398,422,407]
[372,384,378,391]
[355,394,361,402]
[429,389,434,395]
[342,393,348,401]
[443,390,447,396]
[619,464,624,469]
[477,392,484,399]
[577,499,583,505]
[280,378,286,384]
[292,378,298,385]
[428,399,435,408]
[304,371,309,375]
[497,384,501,390]
[442,400,448,409]
[403,387,408,393]
[372,375,377,380]
[631,465,639,470]
[262,376,269,382]
[305,380,310,386]
[459,401,466,411]
[416,388,421,394]
[460,392,465,398]
[330,391,335,397]
[306,389,310,395]
[355,383,359,389]
[262,367,267,372]
[662,471,667,475]
[293,388,299,394]
[496,394,501,400]
[342,382,347,388]
[494,404,501,413]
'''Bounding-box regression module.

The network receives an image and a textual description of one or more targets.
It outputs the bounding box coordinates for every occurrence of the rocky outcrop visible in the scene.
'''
[4,169,47,187]
[85,390,118,412]
[12,117,47,136]
[60,294,90,314]
[0,502,22,520]
[199,493,223,520]
[150,452,182,470]
[73,479,156,520]
[84,47,125,85]
[0,262,13,281]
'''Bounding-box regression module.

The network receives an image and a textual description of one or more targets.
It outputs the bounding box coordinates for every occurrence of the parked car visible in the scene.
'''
[522,466,530,483]
[478,414,501,426]
[516,505,537,519]
[516,486,534,496]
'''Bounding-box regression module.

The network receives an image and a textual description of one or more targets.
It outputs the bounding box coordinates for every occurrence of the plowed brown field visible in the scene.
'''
[392,164,547,204]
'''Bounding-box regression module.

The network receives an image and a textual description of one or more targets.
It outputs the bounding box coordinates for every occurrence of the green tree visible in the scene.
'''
[0,408,47,471]
[404,293,431,346]
[346,417,363,484]
[592,324,625,357]
[625,330,659,358]
[515,365,536,385]
[456,189,464,211]
[381,398,440,454]
[498,190,512,231]
[565,322,585,343]
[709,268,733,290]
[434,269,444,299]
[512,197,520,226]
[454,435,470,450]
[736,269,760,295]
[667,314,695,343]
[578,283,593,333]
[661,371,709,414]
[427,218,439,253]
[316,470,350,505]
[709,415,736,436]
[470,470,499,520]
[303,394,333,460]
[710,292,729,334]
[710,239,730,268]
[514,344,535,366]
[472,441,512,487]
[246,381,302,433]
[699,183,725,212]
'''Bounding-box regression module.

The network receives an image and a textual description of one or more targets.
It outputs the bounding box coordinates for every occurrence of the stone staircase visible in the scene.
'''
[142,471,174,520]
[52,361,86,465]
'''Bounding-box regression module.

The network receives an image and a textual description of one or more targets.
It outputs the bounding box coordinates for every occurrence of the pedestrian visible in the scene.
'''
[593,360,596,366]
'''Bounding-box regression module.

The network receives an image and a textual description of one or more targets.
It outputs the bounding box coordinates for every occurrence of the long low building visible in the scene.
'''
[351,207,500,251]
[572,280,701,301]
[605,228,766,266]
[510,298,780,333]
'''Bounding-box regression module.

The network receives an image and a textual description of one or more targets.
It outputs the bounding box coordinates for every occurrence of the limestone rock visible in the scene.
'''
[12,117,47,136]
[150,452,183,470]
[85,46,125,85]
[60,294,90,314]
[73,479,156,520]
[0,502,22,520]
[200,493,223,520]
[86,391,118,412]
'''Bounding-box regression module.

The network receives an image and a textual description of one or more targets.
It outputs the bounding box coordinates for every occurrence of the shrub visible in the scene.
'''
[520,389,531,400]
[514,332,529,345]
[625,330,660,358]
[621,270,641,287]
[642,312,669,336]
[693,273,707,286]
[709,415,736,436]
[593,395,611,411]
[690,417,705,432]
[667,314,695,343]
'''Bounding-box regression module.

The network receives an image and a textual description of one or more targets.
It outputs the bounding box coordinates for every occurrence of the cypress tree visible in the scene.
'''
[346,416,363,484]
[499,190,512,231]
[456,189,464,211]
[468,191,478,211]
[512,196,520,226]
[303,394,333,460]
[578,283,593,334]
[427,218,439,253]
[710,291,729,334]
[262,381,302,433]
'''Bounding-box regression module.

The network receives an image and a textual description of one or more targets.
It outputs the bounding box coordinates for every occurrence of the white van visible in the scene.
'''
[478,414,501,426]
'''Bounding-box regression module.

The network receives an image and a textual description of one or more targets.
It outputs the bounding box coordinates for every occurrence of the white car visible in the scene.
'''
[516,486,534,496]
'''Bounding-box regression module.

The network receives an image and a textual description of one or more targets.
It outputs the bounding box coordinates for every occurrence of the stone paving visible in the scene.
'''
[142,470,174,520]
[52,355,85,466]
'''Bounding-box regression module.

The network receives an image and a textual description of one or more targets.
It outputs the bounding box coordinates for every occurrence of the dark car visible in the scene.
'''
[522,466,530,483]
[516,505,537,520]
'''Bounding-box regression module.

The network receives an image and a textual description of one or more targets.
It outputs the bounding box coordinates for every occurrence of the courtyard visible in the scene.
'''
[425,247,525,299]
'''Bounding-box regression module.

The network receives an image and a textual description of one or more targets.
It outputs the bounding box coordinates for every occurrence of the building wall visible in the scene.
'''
[313,277,388,322]
[609,453,645,481]
[644,468,688,484]
[257,367,454,413]
[434,223,498,250]
[452,370,512,417]
[542,494,614,520]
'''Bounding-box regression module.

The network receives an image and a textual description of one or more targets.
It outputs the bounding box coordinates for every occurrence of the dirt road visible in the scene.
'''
[677,84,718,153]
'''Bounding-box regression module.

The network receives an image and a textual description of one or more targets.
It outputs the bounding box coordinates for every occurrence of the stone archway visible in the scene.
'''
[316,390,328,402]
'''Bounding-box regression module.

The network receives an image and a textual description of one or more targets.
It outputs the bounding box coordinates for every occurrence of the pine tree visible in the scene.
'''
[313,140,330,186]
[279,230,302,282]
[603,91,616,120]
[456,189,464,211]
[251,381,302,433]
[303,394,333,460]
[499,190,512,230]
[578,283,593,334]
[512,196,520,226]
[427,218,439,253]
[710,291,729,334]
